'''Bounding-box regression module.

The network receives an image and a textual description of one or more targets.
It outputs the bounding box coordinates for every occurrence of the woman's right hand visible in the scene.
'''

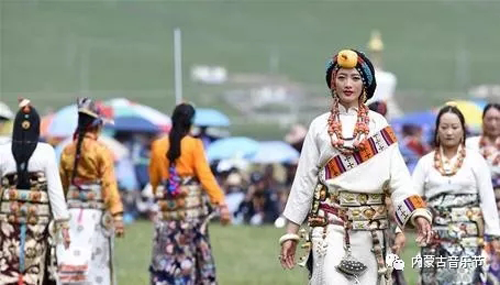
[280,240,298,269]
[62,228,71,250]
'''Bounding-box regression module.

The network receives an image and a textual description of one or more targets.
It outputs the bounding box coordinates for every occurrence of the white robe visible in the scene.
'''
[412,149,500,237]
[0,142,69,222]
[283,105,430,285]
[0,142,70,284]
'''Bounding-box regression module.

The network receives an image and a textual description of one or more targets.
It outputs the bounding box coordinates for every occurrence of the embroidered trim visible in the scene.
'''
[323,126,397,180]
[394,195,426,228]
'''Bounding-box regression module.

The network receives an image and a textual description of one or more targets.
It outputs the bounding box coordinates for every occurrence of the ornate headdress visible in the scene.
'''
[11,98,40,189]
[325,49,377,102]
[76,97,113,130]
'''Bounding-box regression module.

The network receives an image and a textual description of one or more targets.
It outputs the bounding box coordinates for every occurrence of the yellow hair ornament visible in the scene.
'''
[337,49,358,68]
[445,101,458,107]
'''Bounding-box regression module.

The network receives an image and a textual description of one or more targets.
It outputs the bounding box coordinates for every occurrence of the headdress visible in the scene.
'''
[11,98,40,189]
[325,49,377,101]
[74,97,113,134]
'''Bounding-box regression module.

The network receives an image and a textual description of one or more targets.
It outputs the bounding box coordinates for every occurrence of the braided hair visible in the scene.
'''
[167,103,196,165]
[71,113,102,184]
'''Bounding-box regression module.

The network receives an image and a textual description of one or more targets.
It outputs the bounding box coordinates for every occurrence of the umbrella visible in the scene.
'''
[194,108,230,127]
[250,141,300,164]
[206,137,259,162]
[47,99,171,138]
[46,104,79,138]
[390,110,437,128]
[54,135,130,163]
[105,98,171,132]
[0,102,14,120]
[110,116,160,133]
[444,100,486,131]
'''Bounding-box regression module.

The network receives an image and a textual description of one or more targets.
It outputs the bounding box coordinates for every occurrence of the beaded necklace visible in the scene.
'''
[479,136,500,165]
[327,92,370,155]
[433,144,466,176]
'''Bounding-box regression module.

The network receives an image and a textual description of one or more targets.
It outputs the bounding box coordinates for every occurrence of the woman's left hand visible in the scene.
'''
[113,217,125,238]
[415,217,433,246]
[219,204,231,226]
[392,232,406,255]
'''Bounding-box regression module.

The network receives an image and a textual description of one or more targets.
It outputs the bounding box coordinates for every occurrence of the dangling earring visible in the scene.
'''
[331,89,337,99]
[359,89,367,104]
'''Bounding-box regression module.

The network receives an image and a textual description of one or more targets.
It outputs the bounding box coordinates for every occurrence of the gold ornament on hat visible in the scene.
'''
[337,50,358,68]
[22,120,30,129]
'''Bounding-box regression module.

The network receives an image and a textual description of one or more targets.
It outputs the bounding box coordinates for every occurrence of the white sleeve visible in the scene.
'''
[44,145,70,222]
[282,122,320,225]
[473,155,500,236]
[388,143,432,229]
[411,156,427,197]
[388,143,414,204]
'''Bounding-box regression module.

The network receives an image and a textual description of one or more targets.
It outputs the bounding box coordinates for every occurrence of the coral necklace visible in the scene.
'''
[479,136,500,165]
[433,145,466,176]
[327,98,370,155]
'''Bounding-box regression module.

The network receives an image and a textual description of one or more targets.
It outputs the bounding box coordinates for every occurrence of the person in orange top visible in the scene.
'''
[57,97,124,285]
[148,103,230,285]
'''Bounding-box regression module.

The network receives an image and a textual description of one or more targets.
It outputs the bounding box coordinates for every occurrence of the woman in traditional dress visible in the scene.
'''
[0,99,70,284]
[413,105,500,284]
[278,49,433,285]
[466,103,500,284]
[148,103,231,285]
[57,98,124,285]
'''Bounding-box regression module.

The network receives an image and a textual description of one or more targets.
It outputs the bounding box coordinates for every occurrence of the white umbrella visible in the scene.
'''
[0,102,14,120]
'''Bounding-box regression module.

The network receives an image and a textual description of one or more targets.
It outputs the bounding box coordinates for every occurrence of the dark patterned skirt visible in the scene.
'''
[483,186,500,285]
[0,221,50,285]
[420,193,485,285]
[149,218,217,285]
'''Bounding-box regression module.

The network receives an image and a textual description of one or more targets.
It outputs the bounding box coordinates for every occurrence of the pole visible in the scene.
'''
[174,28,183,104]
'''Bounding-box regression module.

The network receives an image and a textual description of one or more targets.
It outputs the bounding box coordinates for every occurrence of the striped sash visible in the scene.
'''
[323,126,397,180]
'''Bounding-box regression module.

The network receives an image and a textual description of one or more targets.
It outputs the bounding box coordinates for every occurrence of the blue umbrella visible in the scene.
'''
[250,141,299,164]
[47,104,78,138]
[108,116,160,133]
[390,110,437,127]
[206,137,259,161]
[194,108,230,127]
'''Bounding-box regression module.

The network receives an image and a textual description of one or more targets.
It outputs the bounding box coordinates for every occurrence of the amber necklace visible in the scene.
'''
[433,144,466,176]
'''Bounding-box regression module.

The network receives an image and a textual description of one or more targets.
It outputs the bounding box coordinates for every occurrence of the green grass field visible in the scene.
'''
[115,220,422,285]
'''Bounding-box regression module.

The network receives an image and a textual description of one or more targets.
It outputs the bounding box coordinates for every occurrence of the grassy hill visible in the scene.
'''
[1,0,500,138]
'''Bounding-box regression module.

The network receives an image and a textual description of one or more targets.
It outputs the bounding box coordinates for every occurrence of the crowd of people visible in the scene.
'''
[0,45,499,285]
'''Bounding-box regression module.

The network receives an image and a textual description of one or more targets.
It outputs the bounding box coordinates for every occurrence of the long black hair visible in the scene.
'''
[167,103,196,165]
[482,103,500,119]
[11,103,40,189]
[433,105,467,147]
[71,113,101,184]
